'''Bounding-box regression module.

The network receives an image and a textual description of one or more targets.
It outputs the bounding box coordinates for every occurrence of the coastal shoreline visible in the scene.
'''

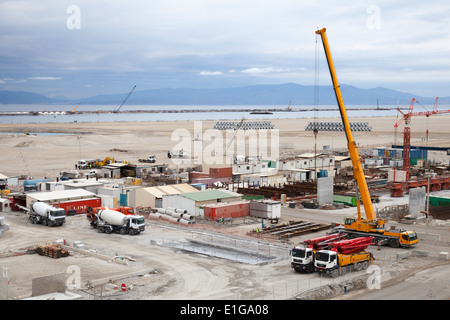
[1,115,449,179]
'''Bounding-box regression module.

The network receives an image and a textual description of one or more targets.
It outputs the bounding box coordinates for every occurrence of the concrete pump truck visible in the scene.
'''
[315,28,418,248]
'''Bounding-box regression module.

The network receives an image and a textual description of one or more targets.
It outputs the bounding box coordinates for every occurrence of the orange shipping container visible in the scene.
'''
[203,201,250,221]
[209,167,232,178]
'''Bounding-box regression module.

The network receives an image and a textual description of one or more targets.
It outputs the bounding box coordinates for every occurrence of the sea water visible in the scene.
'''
[0,104,402,124]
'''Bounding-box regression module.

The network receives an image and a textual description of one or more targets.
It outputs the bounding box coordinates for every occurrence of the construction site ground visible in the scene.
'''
[1,200,449,301]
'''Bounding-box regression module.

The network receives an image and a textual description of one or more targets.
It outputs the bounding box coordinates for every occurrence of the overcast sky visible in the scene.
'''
[1,0,449,100]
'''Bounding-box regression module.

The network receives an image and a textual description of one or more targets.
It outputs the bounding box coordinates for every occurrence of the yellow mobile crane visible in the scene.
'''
[315,28,418,248]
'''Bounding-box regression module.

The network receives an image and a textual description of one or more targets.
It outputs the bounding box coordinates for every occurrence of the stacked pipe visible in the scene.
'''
[213,120,274,131]
[305,121,372,132]
[149,207,195,225]
[329,237,374,254]
[303,233,348,250]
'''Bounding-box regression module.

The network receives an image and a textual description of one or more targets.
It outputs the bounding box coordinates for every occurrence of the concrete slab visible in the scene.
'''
[31,273,66,297]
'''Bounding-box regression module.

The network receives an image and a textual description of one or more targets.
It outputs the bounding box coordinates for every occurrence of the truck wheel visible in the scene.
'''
[98,226,105,233]
[354,262,363,271]
[389,238,400,248]
[42,220,47,226]
[373,237,381,246]
[119,228,126,235]
[330,269,339,278]
[128,229,135,236]
[105,228,112,234]
[361,261,369,270]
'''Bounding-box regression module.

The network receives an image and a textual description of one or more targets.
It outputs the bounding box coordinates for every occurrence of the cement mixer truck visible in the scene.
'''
[29,201,66,227]
[87,208,145,235]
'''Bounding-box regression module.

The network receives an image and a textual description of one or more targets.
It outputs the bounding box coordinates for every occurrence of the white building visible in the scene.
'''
[279,153,336,180]
[132,183,199,209]
[242,173,286,187]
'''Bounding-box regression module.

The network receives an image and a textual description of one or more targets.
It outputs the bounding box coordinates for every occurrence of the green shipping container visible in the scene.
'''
[429,196,450,207]
[242,195,265,200]
[333,194,357,207]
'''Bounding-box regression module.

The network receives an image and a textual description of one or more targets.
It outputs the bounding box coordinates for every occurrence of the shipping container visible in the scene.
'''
[209,167,233,178]
[333,194,357,207]
[429,195,450,207]
[53,197,102,215]
[203,200,250,221]
[410,149,428,160]
[249,200,281,220]
[189,172,210,181]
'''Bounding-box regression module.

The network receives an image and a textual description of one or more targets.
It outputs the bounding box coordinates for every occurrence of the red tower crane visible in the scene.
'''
[394,97,450,181]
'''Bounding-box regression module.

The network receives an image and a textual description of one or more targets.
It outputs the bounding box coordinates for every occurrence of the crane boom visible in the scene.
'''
[395,98,450,122]
[315,28,375,221]
[114,85,136,113]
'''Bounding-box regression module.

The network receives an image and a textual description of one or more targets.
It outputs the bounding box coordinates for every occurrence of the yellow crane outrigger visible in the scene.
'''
[315,28,418,248]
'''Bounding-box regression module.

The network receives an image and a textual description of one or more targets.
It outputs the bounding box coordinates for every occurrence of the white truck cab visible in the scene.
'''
[291,247,315,273]
[314,250,338,272]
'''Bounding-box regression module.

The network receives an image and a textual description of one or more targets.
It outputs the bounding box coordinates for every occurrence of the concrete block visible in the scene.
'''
[53,238,65,246]
[0,267,9,300]
[317,177,333,206]
[439,252,449,260]
[31,273,66,297]
[73,241,84,249]
[408,187,426,218]
[0,216,9,231]
[412,250,429,257]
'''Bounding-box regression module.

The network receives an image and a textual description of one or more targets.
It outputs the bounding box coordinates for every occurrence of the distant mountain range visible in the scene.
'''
[0,83,444,106]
